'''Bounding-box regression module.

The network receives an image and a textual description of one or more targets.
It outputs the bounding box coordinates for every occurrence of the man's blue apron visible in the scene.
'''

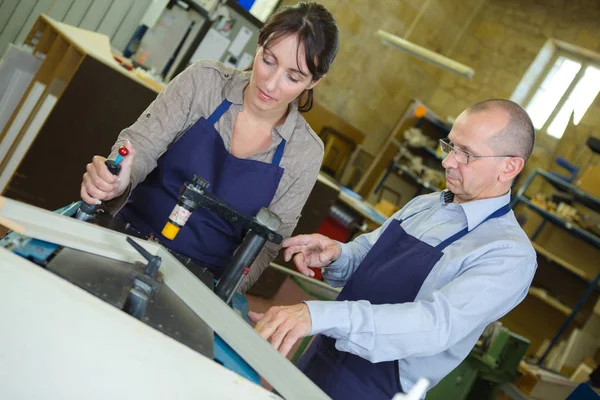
[296,202,511,399]
[119,99,286,278]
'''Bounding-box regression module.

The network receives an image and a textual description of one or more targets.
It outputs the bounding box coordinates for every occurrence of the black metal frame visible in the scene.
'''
[510,168,600,366]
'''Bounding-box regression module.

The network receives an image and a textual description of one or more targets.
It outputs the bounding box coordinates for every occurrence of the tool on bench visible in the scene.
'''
[75,146,129,221]
[162,175,283,304]
[122,236,162,319]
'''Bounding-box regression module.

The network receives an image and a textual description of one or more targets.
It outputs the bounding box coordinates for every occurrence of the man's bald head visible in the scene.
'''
[465,99,535,161]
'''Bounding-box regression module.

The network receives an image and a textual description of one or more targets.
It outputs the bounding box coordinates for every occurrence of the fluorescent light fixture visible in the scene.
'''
[376,30,475,80]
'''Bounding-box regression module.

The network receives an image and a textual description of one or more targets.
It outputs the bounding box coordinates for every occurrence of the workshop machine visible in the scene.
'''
[425,322,530,400]
[0,171,330,399]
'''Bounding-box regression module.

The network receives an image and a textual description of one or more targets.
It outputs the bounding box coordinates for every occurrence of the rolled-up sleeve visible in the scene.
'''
[105,62,213,213]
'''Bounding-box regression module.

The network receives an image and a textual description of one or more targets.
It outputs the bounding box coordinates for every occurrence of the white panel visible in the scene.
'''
[62,0,93,26]
[0,0,36,56]
[0,80,47,192]
[96,0,134,39]
[0,44,41,134]
[0,70,35,134]
[111,0,151,51]
[47,0,76,21]
[14,0,54,45]
[0,198,332,400]
[0,250,280,400]
[78,0,112,31]
[0,82,60,192]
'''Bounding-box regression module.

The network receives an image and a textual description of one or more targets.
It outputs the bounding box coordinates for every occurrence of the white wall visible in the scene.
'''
[0,0,153,56]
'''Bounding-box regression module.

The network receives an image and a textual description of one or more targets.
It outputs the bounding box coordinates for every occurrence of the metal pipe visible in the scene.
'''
[215,231,267,304]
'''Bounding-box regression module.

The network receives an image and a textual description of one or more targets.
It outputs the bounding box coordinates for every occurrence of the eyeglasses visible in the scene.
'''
[439,139,515,165]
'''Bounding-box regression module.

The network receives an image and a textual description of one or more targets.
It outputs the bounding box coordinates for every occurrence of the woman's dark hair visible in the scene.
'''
[258,2,339,112]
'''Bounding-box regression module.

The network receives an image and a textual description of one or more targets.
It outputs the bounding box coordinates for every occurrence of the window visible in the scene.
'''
[513,40,600,139]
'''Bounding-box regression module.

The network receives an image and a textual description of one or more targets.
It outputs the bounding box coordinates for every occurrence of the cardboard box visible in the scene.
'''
[375,199,400,218]
[517,363,578,399]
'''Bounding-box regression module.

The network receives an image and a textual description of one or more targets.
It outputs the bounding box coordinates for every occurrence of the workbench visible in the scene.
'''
[319,172,387,232]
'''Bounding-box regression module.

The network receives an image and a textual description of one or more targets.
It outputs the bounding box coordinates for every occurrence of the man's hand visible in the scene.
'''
[282,234,341,277]
[248,304,312,357]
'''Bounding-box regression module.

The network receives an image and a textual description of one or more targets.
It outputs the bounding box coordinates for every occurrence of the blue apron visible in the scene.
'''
[296,202,511,399]
[119,99,286,278]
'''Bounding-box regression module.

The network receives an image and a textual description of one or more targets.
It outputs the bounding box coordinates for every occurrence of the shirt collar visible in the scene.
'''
[440,190,512,231]
[224,70,298,141]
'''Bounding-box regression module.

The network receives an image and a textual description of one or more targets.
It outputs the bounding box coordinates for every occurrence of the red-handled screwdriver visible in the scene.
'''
[76,146,129,221]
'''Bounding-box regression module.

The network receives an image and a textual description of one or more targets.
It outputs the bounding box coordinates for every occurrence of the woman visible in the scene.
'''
[80,2,339,293]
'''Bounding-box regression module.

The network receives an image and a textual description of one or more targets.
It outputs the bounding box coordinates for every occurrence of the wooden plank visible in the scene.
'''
[97,0,134,40]
[62,0,93,26]
[32,25,56,55]
[0,0,36,55]
[47,0,76,21]
[54,46,85,82]
[35,35,69,85]
[528,286,573,316]
[501,295,578,356]
[532,242,590,282]
[14,0,54,45]
[78,0,112,31]
[23,17,47,48]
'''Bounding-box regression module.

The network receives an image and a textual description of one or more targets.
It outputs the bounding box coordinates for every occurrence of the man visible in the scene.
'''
[248,99,538,399]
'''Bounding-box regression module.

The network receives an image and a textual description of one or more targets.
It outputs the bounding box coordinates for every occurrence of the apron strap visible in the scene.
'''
[271,138,286,166]
[436,203,512,251]
[208,99,233,124]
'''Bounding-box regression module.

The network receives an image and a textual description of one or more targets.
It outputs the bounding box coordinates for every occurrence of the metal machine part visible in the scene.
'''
[47,247,214,358]
[164,175,284,244]
[162,175,283,303]
[215,207,283,304]
[425,323,530,400]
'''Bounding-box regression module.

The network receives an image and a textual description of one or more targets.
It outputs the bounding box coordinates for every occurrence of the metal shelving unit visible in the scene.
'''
[374,115,450,198]
[510,168,600,366]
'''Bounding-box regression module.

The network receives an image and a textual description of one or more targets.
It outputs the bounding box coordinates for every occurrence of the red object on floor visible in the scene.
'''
[295,216,353,281]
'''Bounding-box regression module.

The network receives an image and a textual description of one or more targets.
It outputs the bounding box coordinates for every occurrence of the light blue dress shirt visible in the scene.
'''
[305,190,537,393]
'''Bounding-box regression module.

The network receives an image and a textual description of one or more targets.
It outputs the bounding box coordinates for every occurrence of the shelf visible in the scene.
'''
[417,116,452,136]
[420,145,444,161]
[528,287,573,316]
[396,164,439,192]
[534,168,600,213]
[513,168,599,365]
[517,197,600,249]
[532,242,592,283]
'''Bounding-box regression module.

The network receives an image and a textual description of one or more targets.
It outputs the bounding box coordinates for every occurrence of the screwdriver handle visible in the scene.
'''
[75,147,128,221]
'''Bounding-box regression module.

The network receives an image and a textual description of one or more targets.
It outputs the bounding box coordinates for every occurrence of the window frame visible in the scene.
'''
[514,40,600,139]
